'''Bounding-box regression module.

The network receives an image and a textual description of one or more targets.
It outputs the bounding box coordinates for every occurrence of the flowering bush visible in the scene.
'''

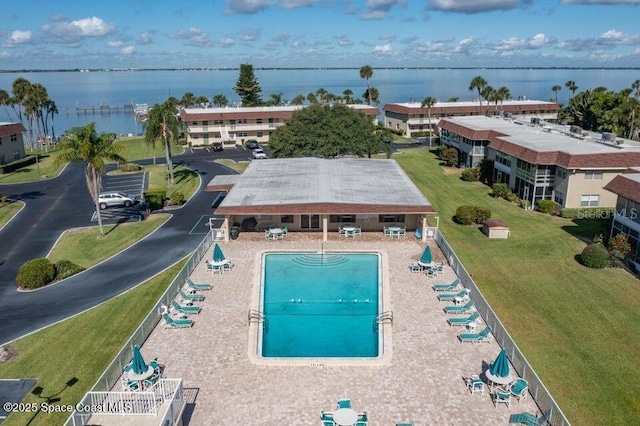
[608,234,631,259]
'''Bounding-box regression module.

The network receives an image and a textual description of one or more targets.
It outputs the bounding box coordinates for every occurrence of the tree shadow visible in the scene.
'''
[560,218,611,245]
[10,191,45,201]
[27,377,78,425]
[172,169,193,185]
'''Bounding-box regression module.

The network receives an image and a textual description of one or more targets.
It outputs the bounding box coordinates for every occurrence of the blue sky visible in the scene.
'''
[1,0,640,69]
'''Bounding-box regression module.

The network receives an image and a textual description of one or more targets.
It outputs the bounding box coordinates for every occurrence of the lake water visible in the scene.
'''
[0,68,636,136]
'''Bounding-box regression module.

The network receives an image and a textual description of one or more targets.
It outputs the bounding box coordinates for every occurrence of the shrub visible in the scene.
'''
[440,147,459,167]
[474,206,492,223]
[16,258,56,289]
[519,199,531,210]
[53,260,85,281]
[454,205,491,225]
[537,200,556,214]
[461,168,479,182]
[120,162,142,172]
[560,207,615,219]
[581,243,611,269]
[144,189,166,211]
[491,183,510,199]
[505,192,519,203]
[0,155,37,174]
[168,191,185,206]
[608,233,632,259]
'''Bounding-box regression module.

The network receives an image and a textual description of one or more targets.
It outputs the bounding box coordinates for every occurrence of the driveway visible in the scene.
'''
[0,149,237,345]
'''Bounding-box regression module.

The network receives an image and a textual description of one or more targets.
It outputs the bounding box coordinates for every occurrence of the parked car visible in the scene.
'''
[252,149,267,159]
[211,142,224,152]
[245,139,260,150]
[98,191,138,209]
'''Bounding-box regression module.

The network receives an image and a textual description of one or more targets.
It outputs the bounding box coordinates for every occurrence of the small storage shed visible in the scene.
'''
[482,220,510,239]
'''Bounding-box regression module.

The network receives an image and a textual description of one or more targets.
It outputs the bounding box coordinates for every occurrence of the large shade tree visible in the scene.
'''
[56,123,125,236]
[144,99,181,185]
[269,103,386,158]
[234,63,263,107]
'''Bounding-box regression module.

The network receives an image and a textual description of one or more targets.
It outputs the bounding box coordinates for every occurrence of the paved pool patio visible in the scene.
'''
[141,232,540,425]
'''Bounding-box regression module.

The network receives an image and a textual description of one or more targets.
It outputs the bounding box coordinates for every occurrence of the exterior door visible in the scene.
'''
[300,215,320,230]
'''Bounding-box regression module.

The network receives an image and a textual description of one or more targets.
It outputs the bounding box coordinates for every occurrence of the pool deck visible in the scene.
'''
[140,232,540,425]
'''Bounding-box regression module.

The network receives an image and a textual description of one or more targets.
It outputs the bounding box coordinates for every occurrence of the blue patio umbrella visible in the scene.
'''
[490,348,510,378]
[419,246,432,264]
[132,346,148,375]
[212,243,225,262]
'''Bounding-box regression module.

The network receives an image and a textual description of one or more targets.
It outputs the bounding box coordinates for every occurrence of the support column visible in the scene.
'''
[322,215,328,242]
[421,216,427,242]
[223,217,229,242]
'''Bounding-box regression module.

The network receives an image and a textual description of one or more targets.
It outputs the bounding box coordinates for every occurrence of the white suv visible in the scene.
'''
[252,148,267,159]
[98,191,137,209]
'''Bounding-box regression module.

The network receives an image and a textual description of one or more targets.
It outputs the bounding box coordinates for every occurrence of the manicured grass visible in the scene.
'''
[113,137,184,162]
[214,159,250,173]
[144,164,200,196]
[0,259,187,426]
[395,148,640,426]
[0,200,24,229]
[48,215,170,269]
[0,148,66,183]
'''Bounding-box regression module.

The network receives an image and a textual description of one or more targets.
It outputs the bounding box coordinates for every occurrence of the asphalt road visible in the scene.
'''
[0,147,244,345]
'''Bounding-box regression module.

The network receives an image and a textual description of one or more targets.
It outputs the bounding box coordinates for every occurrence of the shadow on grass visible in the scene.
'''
[561,218,612,245]
[27,377,78,425]
[173,168,194,185]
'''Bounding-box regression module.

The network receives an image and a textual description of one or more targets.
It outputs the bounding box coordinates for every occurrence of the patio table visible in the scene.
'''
[485,370,513,392]
[333,408,358,426]
[126,365,154,382]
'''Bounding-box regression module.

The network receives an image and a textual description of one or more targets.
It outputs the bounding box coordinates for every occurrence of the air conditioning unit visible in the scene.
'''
[602,132,616,141]
[570,125,582,133]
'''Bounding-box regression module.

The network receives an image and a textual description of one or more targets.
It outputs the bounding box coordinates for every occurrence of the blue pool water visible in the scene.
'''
[261,253,380,358]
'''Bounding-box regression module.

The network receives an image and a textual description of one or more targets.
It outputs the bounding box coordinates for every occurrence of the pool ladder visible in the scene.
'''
[248,309,265,324]
[377,311,393,324]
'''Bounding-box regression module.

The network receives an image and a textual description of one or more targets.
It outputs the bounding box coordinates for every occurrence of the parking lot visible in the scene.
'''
[91,172,147,222]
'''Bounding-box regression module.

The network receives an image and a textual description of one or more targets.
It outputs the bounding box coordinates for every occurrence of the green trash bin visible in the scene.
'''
[230,226,240,240]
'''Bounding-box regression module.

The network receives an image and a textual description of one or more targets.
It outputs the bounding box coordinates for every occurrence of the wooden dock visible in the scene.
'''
[75,104,135,114]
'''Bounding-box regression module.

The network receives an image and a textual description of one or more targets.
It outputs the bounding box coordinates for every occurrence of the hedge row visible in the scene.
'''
[0,155,37,174]
[454,205,492,225]
[16,258,85,289]
[560,207,615,219]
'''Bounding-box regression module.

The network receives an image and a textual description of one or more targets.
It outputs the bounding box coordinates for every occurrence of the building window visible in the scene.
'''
[256,119,263,124]
[238,119,247,124]
[238,132,248,137]
[378,214,405,223]
[11,134,17,142]
[554,191,564,205]
[213,120,223,125]
[556,168,567,179]
[281,215,294,223]
[585,171,603,180]
[0,154,4,164]
[329,215,356,223]
[257,132,263,137]
[580,195,600,207]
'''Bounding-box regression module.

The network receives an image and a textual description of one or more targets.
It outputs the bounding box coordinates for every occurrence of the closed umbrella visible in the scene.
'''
[419,246,432,265]
[490,348,510,378]
[212,243,225,262]
[132,346,148,375]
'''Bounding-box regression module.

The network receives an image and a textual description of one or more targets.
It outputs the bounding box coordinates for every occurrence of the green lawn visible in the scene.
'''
[0,259,187,426]
[113,137,184,162]
[0,200,24,229]
[395,149,640,426]
[0,148,66,183]
[48,215,170,269]
[214,159,249,173]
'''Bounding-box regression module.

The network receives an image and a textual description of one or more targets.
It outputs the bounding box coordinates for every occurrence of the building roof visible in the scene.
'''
[604,173,640,203]
[213,158,434,215]
[181,104,380,121]
[439,116,640,169]
[207,175,240,192]
[383,100,558,116]
[0,122,26,137]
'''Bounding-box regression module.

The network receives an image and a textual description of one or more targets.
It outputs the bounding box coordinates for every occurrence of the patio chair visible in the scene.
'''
[458,325,492,343]
[162,313,194,329]
[447,311,480,327]
[178,289,205,302]
[186,277,212,291]
[320,410,335,426]
[426,268,437,278]
[144,371,160,388]
[122,376,140,392]
[509,409,551,426]
[383,227,391,236]
[355,410,368,426]
[281,226,288,235]
[466,373,485,394]
[410,262,423,273]
[493,390,511,408]
[171,300,201,315]
[509,378,529,402]
[432,278,461,292]
[435,262,444,275]
[149,359,164,376]
[437,288,470,302]
[444,299,474,314]
[336,398,352,409]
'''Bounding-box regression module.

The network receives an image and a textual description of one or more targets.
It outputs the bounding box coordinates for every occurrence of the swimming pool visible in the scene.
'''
[249,251,391,365]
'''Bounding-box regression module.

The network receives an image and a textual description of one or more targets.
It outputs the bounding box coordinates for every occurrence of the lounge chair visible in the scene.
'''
[466,373,485,394]
[447,311,480,327]
[162,313,194,329]
[186,277,212,291]
[509,378,529,402]
[320,410,335,426]
[509,409,551,426]
[178,289,205,302]
[432,278,461,292]
[336,398,351,409]
[444,299,474,314]
[437,288,470,301]
[171,300,201,315]
[459,325,492,343]
[493,390,511,408]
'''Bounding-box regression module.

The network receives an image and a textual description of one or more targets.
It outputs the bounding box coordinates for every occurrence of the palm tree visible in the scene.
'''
[565,80,578,101]
[291,94,306,105]
[56,123,126,236]
[469,76,488,113]
[362,87,379,105]
[421,96,436,136]
[629,80,640,139]
[194,95,209,108]
[180,92,195,108]
[0,89,14,120]
[212,94,228,107]
[359,65,374,105]
[481,85,495,114]
[144,100,180,185]
[496,86,511,111]
[342,89,354,104]
[551,85,562,103]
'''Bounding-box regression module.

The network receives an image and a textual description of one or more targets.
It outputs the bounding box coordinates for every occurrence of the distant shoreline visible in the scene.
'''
[1,66,640,73]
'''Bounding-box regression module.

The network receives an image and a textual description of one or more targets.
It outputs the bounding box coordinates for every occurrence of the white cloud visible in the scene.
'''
[225,0,272,14]
[561,0,640,4]
[44,16,115,38]
[278,0,317,9]
[374,43,392,53]
[218,37,235,47]
[559,28,640,51]
[242,30,261,43]
[4,30,32,47]
[427,0,520,14]
[494,33,553,50]
[108,40,124,47]
[334,35,354,47]
[137,32,153,45]
[170,28,213,47]
[121,46,136,55]
[361,0,407,19]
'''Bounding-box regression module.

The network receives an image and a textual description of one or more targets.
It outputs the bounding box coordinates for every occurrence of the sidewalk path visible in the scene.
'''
[0,152,235,345]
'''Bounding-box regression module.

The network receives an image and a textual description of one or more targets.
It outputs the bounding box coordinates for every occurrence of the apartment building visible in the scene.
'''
[0,122,26,165]
[604,171,640,270]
